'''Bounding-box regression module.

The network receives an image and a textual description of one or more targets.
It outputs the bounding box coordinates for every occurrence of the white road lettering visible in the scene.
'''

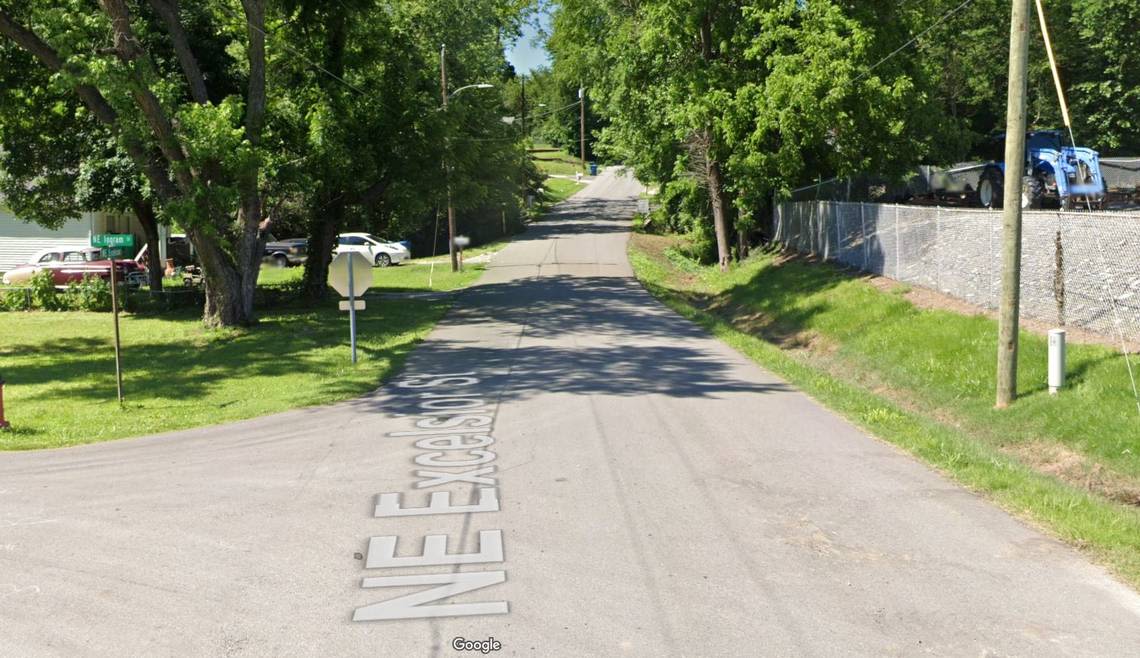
[415,466,497,489]
[413,415,493,430]
[419,398,486,411]
[353,571,508,621]
[413,434,494,451]
[414,449,496,467]
[358,372,507,622]
[374,487,500,517]
[365,530,504,569]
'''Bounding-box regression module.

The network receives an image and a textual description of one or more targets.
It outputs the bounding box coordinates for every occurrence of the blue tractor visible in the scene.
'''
[976,130,1106,210]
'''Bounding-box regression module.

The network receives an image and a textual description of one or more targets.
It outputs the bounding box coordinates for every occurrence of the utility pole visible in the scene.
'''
[520,77,527,138]
[579,86,586,173]
[996,0,1032,408]
[441,44,458,273]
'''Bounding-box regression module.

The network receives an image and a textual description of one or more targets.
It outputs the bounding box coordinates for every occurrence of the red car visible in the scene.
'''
[1,247,142,287]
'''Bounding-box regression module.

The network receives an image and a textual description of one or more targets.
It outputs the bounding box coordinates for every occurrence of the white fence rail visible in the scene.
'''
[773,201,1140,347]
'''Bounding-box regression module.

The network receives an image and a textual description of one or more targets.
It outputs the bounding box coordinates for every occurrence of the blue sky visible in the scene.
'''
[505,10,552,74]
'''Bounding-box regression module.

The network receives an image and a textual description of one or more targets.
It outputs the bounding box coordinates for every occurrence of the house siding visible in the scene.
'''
[0,206,141,273]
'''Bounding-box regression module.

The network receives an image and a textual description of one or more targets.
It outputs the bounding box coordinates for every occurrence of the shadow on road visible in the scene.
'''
[350,274,789,412]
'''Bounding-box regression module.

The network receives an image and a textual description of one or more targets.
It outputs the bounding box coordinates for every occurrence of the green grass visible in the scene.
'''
[531,144,583,176]
[257,262,484,292]
[542,177,586,205]
[629,234,1140,590]
[0,261,489,450]
[0,300,449,450]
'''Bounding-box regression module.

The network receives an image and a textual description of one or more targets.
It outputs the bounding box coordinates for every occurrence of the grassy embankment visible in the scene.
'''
[531,143,586,206]
[0,263,485,451]
[629,232,1140,589]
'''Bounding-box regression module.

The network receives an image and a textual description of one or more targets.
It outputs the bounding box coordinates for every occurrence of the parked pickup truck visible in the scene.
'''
[263,237,308,268]
[1,247,142,287]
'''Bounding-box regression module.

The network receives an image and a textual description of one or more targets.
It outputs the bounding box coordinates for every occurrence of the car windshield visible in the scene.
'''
[365,235,389,244]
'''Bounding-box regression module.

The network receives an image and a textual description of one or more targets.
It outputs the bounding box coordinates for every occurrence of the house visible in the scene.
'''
[0,203,151,273]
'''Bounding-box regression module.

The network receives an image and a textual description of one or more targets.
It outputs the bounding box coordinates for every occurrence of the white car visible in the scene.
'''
[334,233,410,267]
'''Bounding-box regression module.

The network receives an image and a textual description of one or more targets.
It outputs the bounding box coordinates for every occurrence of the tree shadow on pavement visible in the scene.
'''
[348,274,791,414]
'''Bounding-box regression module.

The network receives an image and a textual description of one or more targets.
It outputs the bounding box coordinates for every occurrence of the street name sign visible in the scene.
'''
[92,233,135,249]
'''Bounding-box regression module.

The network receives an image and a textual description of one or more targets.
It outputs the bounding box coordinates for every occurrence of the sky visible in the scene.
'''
[505,10,552,75]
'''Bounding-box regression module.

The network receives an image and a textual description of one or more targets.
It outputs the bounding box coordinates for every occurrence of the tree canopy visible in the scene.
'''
[0,0,533,325]
[546,0,1139,264]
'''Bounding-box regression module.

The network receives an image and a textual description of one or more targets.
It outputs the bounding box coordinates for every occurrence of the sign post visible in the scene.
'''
[92,234,134,405]
[328,252,373,364]
[454,235,470,273]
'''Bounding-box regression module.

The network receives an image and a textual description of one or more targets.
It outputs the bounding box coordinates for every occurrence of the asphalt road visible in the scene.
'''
[3,169,1140,657]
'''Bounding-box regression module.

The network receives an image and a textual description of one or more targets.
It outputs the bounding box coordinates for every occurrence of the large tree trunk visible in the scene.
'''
[130,197,164,291]
[698,15,731,272]
[189,226,256,327]
[301,196,343,301]
[706,148,731,272]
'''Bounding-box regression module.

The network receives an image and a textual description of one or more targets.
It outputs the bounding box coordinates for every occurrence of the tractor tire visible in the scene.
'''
[1023,176,1045,210]
[979,170,1003,209]
[375,253,392,268]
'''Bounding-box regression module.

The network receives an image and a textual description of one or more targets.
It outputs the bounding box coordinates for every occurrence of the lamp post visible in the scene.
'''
[440,44,493,272]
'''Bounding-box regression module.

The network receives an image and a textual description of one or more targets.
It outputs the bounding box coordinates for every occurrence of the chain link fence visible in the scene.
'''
[773,201,1140,350]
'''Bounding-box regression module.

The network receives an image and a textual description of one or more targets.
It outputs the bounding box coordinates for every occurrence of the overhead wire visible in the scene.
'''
[213,2,369,97]
[853,0,977,83]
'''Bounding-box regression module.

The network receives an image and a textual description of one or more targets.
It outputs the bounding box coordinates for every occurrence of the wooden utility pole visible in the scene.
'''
[996,0,1032,408]
[579,86,586,173]
[441,44,458,272]
[520,78,527,138]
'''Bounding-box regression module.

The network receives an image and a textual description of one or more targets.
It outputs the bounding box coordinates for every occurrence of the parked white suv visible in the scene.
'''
[334,233,410,267]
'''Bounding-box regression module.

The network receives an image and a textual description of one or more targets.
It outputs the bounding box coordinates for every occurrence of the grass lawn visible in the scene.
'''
[531,144,583,176]
[541,177,586,206]
[257,262,484,291]
[629,232,1140,589]
[0,260,491,450]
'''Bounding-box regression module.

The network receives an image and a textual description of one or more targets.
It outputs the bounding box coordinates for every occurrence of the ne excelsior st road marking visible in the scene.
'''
[354,373,508,622]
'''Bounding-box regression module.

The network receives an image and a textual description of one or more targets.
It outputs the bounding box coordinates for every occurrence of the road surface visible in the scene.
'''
[2,168,1140,656]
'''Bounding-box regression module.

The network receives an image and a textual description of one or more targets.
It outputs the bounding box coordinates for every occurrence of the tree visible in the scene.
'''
[0,52,167,291]
[1,0,271,327]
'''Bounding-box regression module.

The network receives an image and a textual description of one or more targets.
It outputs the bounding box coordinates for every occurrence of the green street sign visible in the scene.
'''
[92,233,135,248]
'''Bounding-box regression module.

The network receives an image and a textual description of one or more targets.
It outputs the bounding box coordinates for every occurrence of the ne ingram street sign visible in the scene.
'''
[91,233,135,248]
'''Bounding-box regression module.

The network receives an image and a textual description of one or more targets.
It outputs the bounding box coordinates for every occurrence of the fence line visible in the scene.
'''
[773,201,1140,349]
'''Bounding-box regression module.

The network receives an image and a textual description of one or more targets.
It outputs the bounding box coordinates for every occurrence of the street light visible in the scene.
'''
[450,83,493,98]
[440,43,495,272]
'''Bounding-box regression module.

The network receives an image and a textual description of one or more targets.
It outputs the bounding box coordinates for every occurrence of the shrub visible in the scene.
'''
[0,287,32,311]
[63,276,113,312]
[28,270,63,311]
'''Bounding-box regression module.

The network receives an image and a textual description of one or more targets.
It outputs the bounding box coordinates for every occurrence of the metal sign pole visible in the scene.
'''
[109,251,124,405]
[348,257,358,364]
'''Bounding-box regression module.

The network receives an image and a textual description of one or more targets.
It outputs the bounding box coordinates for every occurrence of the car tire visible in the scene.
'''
[375,253,391,267]
[1023,176,1045,209]
[979,169,1003,209]
[273,253,289,268]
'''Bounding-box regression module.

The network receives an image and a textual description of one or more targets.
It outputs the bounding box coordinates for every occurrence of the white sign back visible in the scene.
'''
[329,252,373,297]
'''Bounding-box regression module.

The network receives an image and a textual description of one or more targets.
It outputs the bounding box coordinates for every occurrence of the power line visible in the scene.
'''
[854,0,977,83]
[526,99,581,122]
[214,2,368,97]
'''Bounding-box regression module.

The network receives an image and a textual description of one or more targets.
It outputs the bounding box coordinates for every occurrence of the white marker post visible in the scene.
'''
[329,252,373,364]
[348,262,358,363]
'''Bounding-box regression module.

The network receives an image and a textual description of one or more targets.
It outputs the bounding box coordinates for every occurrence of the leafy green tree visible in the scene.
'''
[1,1,275,326]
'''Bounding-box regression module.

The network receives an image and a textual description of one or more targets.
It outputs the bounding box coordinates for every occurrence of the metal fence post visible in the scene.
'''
[936,206,942,292]
[895,205,902,279]
[835,202,843,263]
[860,202,868,270]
